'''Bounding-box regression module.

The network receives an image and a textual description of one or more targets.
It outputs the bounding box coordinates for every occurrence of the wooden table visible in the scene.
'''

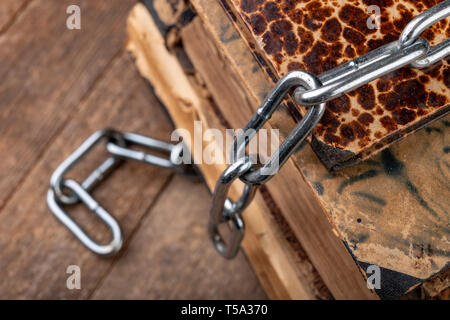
[0,0,265,299]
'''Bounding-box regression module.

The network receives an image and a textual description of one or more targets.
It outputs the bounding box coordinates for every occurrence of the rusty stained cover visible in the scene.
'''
[219,0,450,170]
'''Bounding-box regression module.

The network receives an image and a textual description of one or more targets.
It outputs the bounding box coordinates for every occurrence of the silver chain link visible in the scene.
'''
[47,128,198,256]
[209,1,450,259]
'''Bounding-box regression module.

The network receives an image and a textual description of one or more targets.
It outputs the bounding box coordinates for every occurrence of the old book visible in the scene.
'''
[128,0,449,299]
[220,0,449,171]
[127,1,332,300]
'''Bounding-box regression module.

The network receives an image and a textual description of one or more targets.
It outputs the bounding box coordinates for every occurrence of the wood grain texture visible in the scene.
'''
[0,0,29,33]
[0,49,265,299]
[0,0,135,211]
[92,175,267,299]
[0,52,173,299]
[0,0,265,299]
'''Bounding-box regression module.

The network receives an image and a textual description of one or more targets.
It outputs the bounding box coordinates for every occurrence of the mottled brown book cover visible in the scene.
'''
[138,0,449,299]
[219,0,449,170]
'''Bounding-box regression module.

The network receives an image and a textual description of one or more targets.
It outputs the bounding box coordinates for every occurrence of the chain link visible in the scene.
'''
[209,1,450,259]
[47,128,198,256]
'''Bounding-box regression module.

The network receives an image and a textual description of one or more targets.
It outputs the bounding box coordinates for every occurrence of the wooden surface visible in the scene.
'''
[0,0,29,32]
[0,0,266,299]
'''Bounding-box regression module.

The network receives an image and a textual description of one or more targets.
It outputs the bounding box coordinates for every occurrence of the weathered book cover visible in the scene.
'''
[219,0,449,170]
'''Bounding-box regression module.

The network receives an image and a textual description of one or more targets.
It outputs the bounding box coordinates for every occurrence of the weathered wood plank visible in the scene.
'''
[0,53,174,299]
[0,0,29,33]
[92,175,267,299]
[0,0,136,211]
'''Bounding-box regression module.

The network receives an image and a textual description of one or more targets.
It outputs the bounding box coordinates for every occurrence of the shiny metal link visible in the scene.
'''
[294,0,450,105]
[50,128,125,205]
[400,0,450,47]
[294,39,429,105]
[411,38,450,68]
[106,132,175,168]
[48,128,198,256]
[209,157,257,259]
[106,132,199,177]
[47,179,123,256]
[232,70,326,185]
[401,0,450,68]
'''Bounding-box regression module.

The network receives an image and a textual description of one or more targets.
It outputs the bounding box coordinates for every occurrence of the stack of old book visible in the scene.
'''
[126,0,449,299]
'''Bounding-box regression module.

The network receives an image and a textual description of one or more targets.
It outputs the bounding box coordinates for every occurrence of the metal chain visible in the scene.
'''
[48,2,449,259]
[294,0,450,106]
[209,1,450,259]
[47,128,198,256]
